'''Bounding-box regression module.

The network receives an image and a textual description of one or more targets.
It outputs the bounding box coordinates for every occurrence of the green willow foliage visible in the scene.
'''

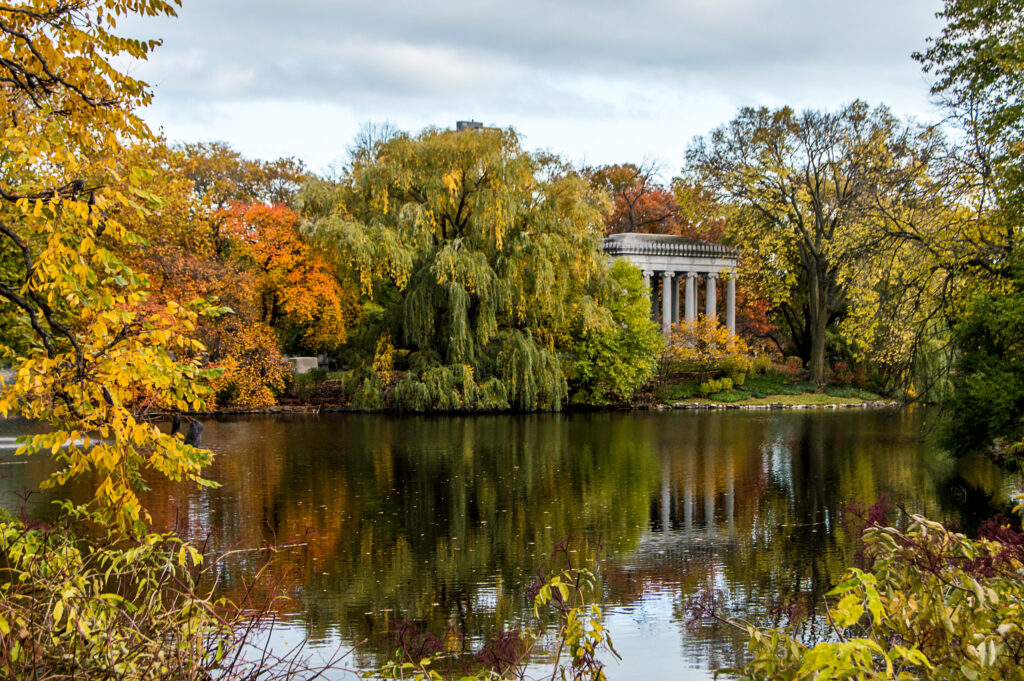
[300,127,659,410]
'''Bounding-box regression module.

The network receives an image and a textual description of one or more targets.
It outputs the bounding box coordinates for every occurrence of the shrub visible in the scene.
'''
[831,361,854,386]
[782,356,804,377]
[752,355,772,375]
[720,354,752,385]
[569,259,662,404]
[825,385,879,400]
[305,367,328,383]
[700,377,734,397]
[657,381,701,402]
[665,314,750,373]
[719,509,1024,681]
[0,509,350,680]
[0,513,226,680]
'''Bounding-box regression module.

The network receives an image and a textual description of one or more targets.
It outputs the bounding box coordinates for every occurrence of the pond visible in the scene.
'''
[0,408,1013,679]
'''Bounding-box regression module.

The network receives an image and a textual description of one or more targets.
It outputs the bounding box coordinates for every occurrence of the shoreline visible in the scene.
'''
[185,395,903,417]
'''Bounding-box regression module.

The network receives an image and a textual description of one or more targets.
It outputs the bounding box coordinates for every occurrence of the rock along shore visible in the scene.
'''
[182,399,901,417]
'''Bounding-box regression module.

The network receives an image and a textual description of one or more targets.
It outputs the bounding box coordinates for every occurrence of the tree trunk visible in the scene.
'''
[809,310,828,386]
[807,263,829,386]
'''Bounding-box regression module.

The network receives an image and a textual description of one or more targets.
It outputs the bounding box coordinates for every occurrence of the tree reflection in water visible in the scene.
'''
[0,409,1009,679]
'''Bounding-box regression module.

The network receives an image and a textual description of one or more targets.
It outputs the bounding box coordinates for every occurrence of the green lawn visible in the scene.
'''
[656,370,883,406]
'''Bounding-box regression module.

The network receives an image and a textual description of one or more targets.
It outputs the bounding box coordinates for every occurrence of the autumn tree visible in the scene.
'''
[916,0,1024,252]
[220,201,356,352]
[687,102,942,384]
[0,0,222,532]
[915,0,1024,452]
[585,162,682,235]
[300,126,658,410]
[111,142,356,408]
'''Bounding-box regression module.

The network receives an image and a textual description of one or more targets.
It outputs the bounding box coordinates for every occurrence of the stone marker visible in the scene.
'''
[286,357,319,374]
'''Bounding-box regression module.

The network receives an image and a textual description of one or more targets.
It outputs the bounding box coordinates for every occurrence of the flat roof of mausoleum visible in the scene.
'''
[603,232,740,259]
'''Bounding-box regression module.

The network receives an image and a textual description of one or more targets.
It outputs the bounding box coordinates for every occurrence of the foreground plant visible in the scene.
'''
[0,507,354,680]
[719,509,1024,680]
[368,555,618,681]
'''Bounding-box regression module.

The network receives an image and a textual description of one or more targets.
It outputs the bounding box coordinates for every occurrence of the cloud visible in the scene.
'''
[118,0,946,171]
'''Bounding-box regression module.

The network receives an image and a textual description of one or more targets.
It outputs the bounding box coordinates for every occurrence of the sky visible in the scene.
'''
[119,0,947,178]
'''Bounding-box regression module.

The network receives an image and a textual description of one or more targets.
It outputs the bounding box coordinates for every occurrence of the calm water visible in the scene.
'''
[0,408,1013,679]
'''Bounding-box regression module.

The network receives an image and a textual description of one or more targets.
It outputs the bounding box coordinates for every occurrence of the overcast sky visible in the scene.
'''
[120,0,946,177]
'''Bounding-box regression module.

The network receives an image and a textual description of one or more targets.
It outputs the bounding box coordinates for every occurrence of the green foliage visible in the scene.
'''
[300,126,649,412]
[0,510,232,680]
[720,354,751,386]
[724,512,1024,681]
[752,355,772,375]
[568,260,662,404]
[687,102,943,385]
[657,380,702,402]
[824,386,880,400]
[709,389,747,403]
[917,0,1024,210]
[391,361,508,412]
[942,261,1024,458]
[352,374,386,410]
[700,377,734,396]
[741,373,818,398]
[288,368,330,401]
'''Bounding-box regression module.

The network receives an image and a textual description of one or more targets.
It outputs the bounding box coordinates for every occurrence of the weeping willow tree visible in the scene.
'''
[299,126,657,410]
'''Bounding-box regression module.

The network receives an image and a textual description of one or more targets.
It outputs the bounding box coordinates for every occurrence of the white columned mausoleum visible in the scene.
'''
[602,232,740,335]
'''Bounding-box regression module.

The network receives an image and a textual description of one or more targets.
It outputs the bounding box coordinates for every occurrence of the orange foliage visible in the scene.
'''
[205,318,290,408]
[220,202,356,351]
[588,163,682,235]
[115,143,357,409]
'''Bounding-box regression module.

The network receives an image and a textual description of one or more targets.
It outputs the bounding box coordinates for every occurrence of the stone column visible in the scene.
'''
[706,272,718,321]
[643,270,656,322]
[661,271,673,335]
[684,272,697,324]
[670,273,680,324]
[726,276,736,334]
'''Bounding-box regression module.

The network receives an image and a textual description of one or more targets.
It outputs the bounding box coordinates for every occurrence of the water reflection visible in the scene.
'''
[0,409,1010,680]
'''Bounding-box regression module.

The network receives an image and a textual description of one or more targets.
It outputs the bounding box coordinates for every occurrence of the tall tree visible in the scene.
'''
[115,141,355,408]
[687,102,939,384]
[220,201,356,352]
[917,0,1024,453]
[300,127,658,410]
[917,0,1024,248]
[0,1,221,532]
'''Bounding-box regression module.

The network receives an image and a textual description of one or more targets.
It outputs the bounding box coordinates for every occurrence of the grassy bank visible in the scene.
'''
[652,370,884,407]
